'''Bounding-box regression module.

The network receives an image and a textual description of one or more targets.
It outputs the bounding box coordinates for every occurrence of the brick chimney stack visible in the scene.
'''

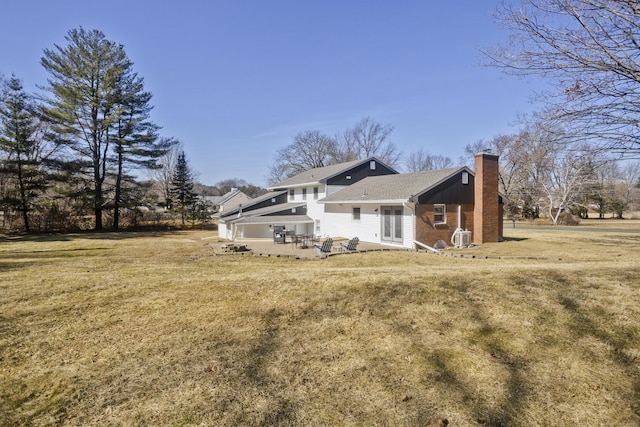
[473,152,500,244]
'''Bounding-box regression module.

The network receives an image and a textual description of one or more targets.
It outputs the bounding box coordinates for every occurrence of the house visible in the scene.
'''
[218,152,503,248]
[207,188,252,218]
[217,158,397,240]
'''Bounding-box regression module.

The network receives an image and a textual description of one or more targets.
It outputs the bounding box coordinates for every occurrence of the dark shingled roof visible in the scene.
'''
[319,167,470,203]
[268,157,392,189]
[221,190,287,218]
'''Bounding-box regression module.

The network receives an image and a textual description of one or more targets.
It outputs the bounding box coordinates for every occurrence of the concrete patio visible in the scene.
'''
[209,237,410,259]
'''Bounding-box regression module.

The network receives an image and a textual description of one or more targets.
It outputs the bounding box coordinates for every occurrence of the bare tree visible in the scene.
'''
[267,117,401,184]
[485,0,640,155]
[336,117,401,167]
[148,138,181,206]
[405,149,452,172]
[267,130,338,184]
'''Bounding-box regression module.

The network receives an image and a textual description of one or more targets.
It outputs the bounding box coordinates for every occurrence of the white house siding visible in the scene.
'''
[400,205,416,248]
[322,203,415,249]
[218,220,231,239]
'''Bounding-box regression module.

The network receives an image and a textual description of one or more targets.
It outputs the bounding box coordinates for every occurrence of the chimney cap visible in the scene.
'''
[475,151,499,159]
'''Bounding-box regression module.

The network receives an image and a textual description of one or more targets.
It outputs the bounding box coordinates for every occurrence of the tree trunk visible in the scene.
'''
[113,148,123,230]
[16,156,30,233]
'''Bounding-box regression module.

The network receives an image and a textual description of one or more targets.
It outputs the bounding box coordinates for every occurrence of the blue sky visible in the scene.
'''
[1,1,545,186]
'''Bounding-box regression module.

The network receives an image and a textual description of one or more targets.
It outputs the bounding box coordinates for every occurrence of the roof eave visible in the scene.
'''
[319,198,411,205]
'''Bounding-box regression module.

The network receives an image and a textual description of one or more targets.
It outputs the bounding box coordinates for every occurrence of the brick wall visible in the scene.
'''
[473,152,500,244]
[415,204,474,246]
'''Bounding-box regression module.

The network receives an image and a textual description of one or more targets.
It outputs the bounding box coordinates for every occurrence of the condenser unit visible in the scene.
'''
[454,230,472,247]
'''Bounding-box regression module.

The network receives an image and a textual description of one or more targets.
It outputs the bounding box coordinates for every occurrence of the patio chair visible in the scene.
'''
[314,238,333,256]
[338,237,359,252]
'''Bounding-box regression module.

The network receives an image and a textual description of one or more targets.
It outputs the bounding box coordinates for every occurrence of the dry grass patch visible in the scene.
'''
[1,227,640,425]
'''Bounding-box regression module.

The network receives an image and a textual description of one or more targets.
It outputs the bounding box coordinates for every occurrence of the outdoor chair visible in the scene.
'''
[338,237,359,252]
[314,238,333,256]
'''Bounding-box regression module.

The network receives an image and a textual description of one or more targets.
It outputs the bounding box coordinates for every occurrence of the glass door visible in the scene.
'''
[381,206,403,243]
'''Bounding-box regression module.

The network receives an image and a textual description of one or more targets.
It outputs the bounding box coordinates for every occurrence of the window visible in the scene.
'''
[313,187,319,200]
[289,189,295,201]
[352,207,361,220]
[462,171,469,185]
[346,175,352,180]
[302,188,307,200]
[370,160,376,170]
[315,219,321,233]
[434,204,446,224]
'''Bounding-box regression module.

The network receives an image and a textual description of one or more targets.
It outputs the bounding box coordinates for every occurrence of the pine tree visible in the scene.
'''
[41,27,164,230]
[110,69,173,229]
[0,75,54,232]
[170,151,196,225]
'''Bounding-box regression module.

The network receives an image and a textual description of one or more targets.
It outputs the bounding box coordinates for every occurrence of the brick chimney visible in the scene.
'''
[473,152,500,244]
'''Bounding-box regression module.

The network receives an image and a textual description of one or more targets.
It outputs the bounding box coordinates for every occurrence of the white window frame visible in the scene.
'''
[434,204,446,224]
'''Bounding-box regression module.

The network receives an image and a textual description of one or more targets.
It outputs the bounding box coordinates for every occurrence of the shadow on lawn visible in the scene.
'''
[201,269,640,425]
[0,228,183,243]
[558,293,640,418]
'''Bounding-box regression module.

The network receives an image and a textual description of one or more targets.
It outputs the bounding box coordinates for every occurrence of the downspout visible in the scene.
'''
[403,201,415,249]
[451,205,464,246]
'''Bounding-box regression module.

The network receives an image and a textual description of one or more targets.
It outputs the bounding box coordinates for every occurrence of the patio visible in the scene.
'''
[209,237,409,259]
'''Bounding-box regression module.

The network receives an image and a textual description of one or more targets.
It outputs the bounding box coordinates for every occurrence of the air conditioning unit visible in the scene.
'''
[454,230,472,247]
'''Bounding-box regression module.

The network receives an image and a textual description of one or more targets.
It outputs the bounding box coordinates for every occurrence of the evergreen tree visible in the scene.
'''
[41,27,162,230]
[110,67,173,229]
[0,75,56,232]
[170,151,196,225]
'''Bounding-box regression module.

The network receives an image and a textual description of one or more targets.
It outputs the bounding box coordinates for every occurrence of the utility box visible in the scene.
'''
[454,230,472,247]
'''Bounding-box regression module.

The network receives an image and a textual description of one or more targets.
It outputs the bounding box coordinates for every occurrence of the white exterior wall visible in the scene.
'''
[218,220,231,239]
[401,205,416,248]
[322,203,415,248]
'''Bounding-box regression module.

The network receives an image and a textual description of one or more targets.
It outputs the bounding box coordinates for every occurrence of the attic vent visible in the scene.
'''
[370,160,376,170]
[346,175,352,180]
[271,198,276,203]
[462,171,469,185]
[291,207,297,213]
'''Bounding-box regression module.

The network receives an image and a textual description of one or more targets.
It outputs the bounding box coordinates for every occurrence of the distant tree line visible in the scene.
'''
[480,0,640,223]
[465,111,640,224]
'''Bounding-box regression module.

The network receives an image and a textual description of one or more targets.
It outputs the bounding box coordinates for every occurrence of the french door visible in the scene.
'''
[381,206,403,243]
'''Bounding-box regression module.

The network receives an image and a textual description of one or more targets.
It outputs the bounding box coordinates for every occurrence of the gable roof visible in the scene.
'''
[220,190,287,218]
[218,188,247,204]
[268,157,396,189]
[319,167,471,204]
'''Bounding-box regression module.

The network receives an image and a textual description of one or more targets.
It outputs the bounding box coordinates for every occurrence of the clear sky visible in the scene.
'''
[1,1,545,186]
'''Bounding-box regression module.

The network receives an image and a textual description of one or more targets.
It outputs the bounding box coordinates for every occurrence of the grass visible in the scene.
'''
[1,224,640,426]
